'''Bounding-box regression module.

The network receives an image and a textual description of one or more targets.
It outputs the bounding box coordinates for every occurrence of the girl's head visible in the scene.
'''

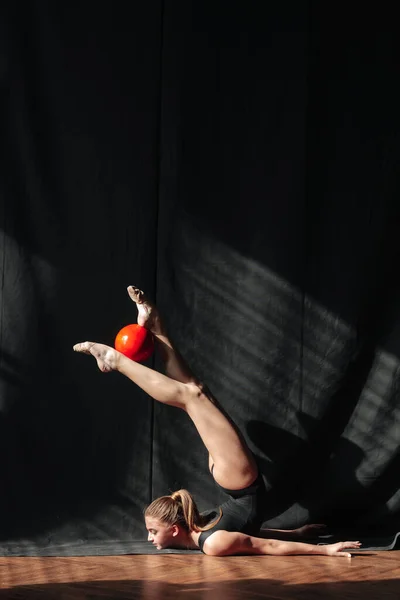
[144,489,221,550]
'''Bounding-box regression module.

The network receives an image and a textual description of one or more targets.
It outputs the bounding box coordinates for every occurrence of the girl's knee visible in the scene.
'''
[184,381,206,401]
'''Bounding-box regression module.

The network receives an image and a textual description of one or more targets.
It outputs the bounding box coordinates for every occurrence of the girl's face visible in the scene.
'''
[145,516,176,550]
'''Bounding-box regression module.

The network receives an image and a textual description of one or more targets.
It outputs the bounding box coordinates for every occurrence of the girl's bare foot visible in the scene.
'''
[127,286,164,336]
[73,342,121,372]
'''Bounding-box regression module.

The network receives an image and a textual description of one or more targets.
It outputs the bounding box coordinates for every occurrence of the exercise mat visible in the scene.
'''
[1,532,399,556]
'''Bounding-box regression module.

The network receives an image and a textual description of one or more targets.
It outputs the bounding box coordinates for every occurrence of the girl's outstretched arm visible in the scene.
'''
[202,530,361,557]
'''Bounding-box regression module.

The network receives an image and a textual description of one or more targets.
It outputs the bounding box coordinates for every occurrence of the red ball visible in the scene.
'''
[114,324,154,362]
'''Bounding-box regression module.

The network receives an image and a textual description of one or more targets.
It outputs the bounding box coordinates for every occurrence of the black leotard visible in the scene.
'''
[198,471,266,552]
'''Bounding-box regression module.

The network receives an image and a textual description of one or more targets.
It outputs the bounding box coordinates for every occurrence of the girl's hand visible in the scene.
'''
[323,541,361,557]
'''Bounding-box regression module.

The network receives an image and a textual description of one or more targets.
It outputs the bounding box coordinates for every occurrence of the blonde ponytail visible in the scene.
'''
[145,489,222,532]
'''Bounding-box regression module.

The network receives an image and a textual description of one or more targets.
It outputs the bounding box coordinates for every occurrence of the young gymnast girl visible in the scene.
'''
[73,286,361,558]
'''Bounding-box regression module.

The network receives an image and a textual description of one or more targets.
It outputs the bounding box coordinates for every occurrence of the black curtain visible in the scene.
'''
[0,1,399,554]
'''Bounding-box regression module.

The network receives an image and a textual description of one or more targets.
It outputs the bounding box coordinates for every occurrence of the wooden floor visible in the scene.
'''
[0,552,399,599]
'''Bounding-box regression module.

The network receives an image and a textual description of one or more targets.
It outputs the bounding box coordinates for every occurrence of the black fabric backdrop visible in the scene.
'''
[0,1,399,554]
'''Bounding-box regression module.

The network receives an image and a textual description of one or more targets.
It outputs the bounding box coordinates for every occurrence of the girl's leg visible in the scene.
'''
[74,292,258,490]
[127,286,258,485]
[127,286,196,385]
